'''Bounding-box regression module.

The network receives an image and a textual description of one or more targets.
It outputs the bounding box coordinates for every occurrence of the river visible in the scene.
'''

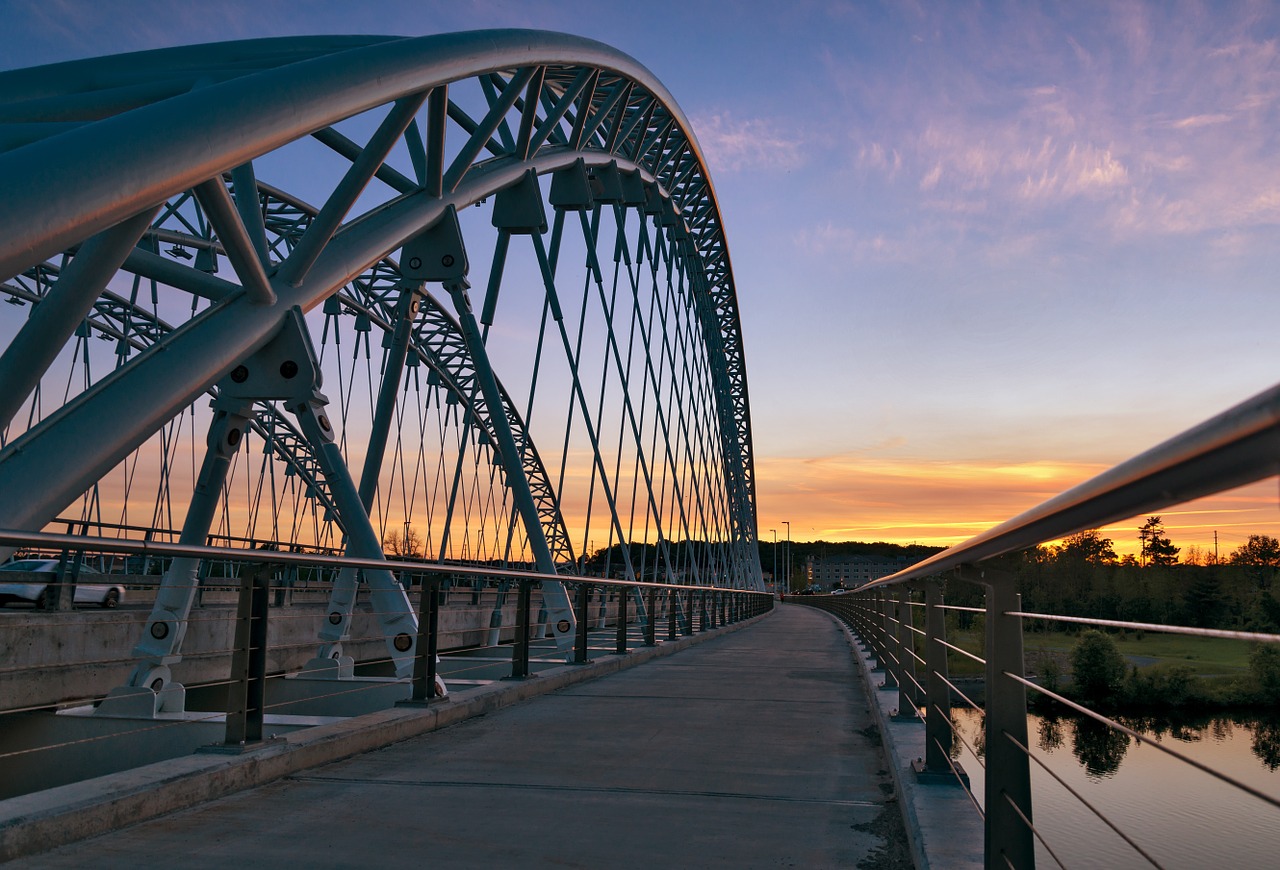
[949,708,1280,869]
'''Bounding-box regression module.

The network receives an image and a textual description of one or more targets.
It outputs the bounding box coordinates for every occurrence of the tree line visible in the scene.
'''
[947,517,1280,633]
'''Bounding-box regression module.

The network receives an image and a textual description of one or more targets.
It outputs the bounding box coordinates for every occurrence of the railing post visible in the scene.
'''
[914,578,968,785]
[667,589,679,640]
[645,585,657,646]
[881,592,899,689]
[614,585,629,654]
[859,593,875,657]
[408,576,441,701]
[509,578,532,679]
[224,562,270,746]
[869,593,886,672]
[895,585,921,719]
[574,582,592,664]
[980,568,1035,869]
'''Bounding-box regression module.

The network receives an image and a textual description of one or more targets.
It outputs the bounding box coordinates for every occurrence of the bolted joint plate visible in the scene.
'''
[401,204,469,282]
[218,306,322,404]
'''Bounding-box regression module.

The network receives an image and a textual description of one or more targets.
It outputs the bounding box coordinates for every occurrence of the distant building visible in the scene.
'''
[805,553,922,588]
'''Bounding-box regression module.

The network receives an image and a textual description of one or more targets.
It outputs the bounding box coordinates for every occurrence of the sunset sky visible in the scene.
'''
[4,0,1280,559]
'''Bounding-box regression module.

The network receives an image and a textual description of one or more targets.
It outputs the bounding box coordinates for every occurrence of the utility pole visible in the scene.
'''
[1214,530,1219,563]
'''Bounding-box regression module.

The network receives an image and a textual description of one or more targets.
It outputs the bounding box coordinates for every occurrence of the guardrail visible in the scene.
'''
[0,527,772,796]
[792,380,1280,869]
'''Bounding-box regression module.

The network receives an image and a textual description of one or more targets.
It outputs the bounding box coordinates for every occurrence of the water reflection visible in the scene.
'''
[952,708,1280,867]
[1037,712,1064,752]
[1070,715,1129,778]
[1249,718,1280,771]
[958,707,1280,778]
[1027,710,1280,778]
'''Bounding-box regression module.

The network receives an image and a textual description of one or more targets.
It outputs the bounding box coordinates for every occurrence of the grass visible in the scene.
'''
[941,628,1254,679]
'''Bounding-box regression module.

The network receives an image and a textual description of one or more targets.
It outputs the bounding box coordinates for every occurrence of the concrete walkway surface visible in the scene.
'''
[16,606,912,869]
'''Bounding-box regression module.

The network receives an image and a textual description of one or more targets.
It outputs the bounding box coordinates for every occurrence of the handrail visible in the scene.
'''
[862,379,1280,589]
[0,526,763,595]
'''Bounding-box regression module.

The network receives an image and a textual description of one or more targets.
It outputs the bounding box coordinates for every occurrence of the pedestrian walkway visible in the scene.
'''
[20,606,911,869]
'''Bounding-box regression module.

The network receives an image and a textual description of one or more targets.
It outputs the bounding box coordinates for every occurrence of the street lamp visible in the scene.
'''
[782,520,791,594]
[769,529,777,596]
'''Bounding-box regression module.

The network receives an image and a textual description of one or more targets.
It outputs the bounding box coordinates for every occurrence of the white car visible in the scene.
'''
[0,559,125,609]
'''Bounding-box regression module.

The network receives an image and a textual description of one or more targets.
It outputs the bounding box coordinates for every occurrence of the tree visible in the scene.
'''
[1230,534,1280,590]
[1250,644,1280,703]
[383,526,424,558]
[1070,630,1126,703]
[1139,516,1179,567]
[1182,569,1227,628]
[1056,530,1118,565]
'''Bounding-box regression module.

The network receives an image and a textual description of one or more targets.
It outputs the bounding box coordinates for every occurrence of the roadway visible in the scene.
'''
[16,605,911,869]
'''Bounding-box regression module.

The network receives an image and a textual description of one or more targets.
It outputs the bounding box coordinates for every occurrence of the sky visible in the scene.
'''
[3,0,1280,559]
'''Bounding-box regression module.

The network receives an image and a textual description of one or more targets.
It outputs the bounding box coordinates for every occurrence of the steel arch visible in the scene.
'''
[0,31,761,600]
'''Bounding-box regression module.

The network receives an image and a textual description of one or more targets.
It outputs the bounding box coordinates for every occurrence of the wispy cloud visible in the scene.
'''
[792,221,899,259]
[690,110,806,174]
[822,1,1280,255]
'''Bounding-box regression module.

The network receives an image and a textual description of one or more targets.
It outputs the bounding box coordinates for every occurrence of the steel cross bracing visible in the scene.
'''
[0,30,763,701]
[0,268,346,534]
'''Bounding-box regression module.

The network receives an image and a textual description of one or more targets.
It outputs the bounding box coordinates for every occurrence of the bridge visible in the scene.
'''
[2,30,1279,869]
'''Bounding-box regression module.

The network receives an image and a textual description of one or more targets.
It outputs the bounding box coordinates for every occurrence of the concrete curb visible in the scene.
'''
[814,606,983,870]
[0,612,769,862]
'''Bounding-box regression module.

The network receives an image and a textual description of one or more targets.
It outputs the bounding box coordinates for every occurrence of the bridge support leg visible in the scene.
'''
[98,399,252,718]
[294,393,421,678]
[311,286,424,678]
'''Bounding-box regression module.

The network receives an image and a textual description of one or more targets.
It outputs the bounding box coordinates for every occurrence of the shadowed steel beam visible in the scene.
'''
[0,155,587,550]
[278,94,426,287]
[0,206,156,430]
[122,246,238,301]
[193,178,276,305]
[0,31,681,282]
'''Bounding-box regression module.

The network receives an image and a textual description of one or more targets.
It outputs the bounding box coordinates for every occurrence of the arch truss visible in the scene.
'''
[0,30,762,707]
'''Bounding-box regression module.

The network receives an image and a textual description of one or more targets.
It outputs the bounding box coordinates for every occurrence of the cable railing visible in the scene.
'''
[791,380,1280,869]
[0,526,773,801]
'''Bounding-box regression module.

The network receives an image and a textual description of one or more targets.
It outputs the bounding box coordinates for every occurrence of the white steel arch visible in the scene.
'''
[0,30,763,695]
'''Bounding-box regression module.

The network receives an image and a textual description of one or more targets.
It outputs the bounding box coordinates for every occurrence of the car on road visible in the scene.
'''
[0,559,125,609]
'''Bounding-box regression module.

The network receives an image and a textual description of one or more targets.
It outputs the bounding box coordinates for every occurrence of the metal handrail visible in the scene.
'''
[0,527,766,595]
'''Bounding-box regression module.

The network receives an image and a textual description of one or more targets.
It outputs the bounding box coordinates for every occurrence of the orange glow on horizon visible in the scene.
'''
[755,453,1280,558]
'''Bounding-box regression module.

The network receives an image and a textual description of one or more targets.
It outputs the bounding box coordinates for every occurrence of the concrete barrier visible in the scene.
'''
[1,587,624,710]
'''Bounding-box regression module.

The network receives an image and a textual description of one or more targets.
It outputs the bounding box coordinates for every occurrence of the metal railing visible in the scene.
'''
[791,380,1280,870]
[0,526,772,795]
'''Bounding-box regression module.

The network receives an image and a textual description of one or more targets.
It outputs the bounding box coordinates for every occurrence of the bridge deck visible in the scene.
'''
[25,606,911,868]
